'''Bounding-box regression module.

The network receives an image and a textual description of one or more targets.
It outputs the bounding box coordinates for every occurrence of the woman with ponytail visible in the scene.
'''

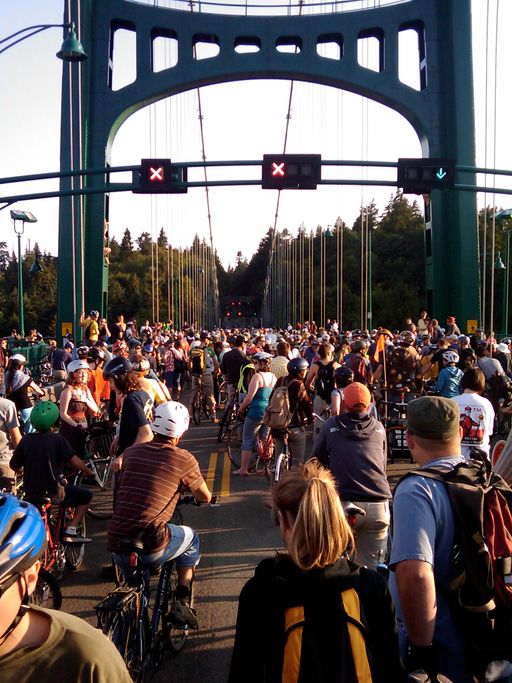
[229,459,403,682]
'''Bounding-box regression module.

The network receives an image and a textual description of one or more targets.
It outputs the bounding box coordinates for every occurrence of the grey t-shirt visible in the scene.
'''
[0,397,19,464]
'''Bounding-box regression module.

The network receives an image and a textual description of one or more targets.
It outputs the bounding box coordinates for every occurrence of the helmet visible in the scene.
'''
[67,359,90,374]
[103,356,133,379]
[112,340,128,355]
[87,347,106,362]
[90,310,99,318]
[151,401,190,438]
[287,357,308,377]
[64,341,74,350]
[128,338,142,348]
[143,344,154,353]
[10,354,26,363]
[442,350,460,364]
[76,346,89,359]
[334,365,354,387]
[253,351,272,362]
[132,357,150,373]
[29,401,59,431]
[0,494,46,583]
[399,330,415,346]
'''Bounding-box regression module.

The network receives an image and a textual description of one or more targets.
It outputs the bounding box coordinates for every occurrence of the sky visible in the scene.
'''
[0,0,511,269]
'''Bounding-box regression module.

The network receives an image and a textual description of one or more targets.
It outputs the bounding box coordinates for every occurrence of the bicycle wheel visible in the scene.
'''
[30,567,62,609]
[98,590,141,679]
[217,402,234,442]
[77,458,114,520]
[192,391,202,425]
[64,510,86,570]
[164,564,193,653]
[218,382,228,409]
[226,425,242,469]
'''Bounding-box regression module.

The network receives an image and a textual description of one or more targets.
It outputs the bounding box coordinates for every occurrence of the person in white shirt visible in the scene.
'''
[452,367,494,459]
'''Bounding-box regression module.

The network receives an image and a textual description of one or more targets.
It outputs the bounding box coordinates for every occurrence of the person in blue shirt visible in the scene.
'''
[389,396,472,682]
[434,350,463,398]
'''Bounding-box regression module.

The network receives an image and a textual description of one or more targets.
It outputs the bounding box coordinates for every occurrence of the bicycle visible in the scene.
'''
[217,377,228,410]
[272,429,290,484]
[96,496,217,680]
[191,375,207,425]
[73,422,117,519]
[226,419,275,476]
[217,393,239,443]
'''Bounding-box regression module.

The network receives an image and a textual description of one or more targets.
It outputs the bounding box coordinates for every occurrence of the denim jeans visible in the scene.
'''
[112,524,201,581]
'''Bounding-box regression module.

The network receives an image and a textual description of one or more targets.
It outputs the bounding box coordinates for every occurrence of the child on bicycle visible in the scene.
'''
[9,401,93,543]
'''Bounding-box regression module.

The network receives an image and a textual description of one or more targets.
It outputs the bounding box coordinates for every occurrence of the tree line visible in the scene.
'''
[0,193,505,336]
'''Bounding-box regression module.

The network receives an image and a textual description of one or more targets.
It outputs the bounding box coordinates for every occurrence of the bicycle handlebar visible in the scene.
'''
[179,495,220,507]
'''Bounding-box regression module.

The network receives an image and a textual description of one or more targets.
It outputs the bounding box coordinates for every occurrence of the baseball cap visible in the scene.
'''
[343,382,371,412]
[406,396,460,441]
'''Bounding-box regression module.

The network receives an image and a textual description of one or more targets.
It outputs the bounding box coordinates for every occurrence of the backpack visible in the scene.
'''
[398,453,512,672]
[344,354,368,385]
[84,320,93,341]
[237,363,255,394]
[282,585,373,683]
[487,371,512,405]
[316,361,335,401]
[263,385,295,431]
[190,347,205,375]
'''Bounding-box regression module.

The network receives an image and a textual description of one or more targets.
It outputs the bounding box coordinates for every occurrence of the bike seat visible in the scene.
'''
[116,537,145,552]
[25,494,52,508]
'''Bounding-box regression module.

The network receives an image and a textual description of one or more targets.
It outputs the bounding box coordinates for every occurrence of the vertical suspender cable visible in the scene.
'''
[488,0,500,341]
[482,2,491,334]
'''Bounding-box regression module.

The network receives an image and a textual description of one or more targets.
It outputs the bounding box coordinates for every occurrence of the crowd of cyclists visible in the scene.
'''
[0,308,511,681]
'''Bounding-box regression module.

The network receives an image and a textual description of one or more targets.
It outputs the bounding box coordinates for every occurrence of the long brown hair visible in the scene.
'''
[272,458,353,570]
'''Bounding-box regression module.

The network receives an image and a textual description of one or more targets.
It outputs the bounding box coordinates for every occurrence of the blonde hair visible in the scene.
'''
[272,458,353,570]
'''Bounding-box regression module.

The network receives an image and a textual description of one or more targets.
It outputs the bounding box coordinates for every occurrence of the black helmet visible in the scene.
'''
[76,345,90,359]
[88,347,106,362]
[103,356,133,380]
[334,365,354,387]
[287,357,308,376]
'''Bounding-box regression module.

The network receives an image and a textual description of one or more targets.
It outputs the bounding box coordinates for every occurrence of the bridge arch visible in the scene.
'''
[58,0,479,337]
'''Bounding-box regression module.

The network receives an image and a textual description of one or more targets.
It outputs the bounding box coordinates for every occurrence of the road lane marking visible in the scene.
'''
[221,453,231,497]
[206,452,218,492]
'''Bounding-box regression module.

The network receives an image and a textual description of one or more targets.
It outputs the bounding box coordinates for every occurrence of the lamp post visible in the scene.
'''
[0,22,87,60]
[10,210,37,338]
[1,19,86,343]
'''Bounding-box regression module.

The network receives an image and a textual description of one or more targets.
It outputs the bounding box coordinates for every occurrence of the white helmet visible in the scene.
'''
[67,359,90,373]
[152,401,190,439]
[10,354,26,363]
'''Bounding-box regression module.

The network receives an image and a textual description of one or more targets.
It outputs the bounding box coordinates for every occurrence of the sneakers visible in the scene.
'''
[169,598,198,630]
[62,527,92,544]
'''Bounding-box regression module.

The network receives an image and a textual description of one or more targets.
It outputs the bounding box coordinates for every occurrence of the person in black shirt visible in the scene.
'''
[221,335,248,402]
[103,357,153,472]
[10,401,93,542]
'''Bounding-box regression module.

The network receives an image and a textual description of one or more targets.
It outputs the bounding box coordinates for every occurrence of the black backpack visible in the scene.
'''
[316,361,335,401]
[397,452,512,673]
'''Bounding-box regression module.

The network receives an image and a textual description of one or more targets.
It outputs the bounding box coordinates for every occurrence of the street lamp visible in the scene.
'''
[10,210,37,338]
[495,209,512,335]
[0,22,87,60]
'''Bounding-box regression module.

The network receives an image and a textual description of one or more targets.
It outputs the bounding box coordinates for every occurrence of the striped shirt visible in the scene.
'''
[107,438,204,553]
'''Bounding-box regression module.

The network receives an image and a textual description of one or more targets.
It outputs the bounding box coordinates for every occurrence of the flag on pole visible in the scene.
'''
[373,329,391,364]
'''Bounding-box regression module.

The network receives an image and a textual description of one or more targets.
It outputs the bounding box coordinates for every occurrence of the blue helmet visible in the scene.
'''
[0,495,46,583]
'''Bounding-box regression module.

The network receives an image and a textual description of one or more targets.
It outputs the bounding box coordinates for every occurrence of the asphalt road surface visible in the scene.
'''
[59,412,414,682]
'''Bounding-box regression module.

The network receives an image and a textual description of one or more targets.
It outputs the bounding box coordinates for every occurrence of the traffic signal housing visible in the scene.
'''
[133,159,188,194]
[262,154,321,190]
[397,158,455,194]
